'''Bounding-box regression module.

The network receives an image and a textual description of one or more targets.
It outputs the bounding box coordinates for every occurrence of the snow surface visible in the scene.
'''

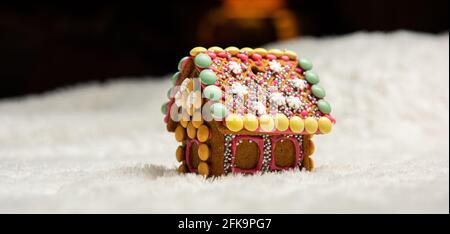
[0,31,448,213]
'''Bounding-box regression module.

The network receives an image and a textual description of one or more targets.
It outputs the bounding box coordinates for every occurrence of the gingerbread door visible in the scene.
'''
[230,136,264,173]
[270,136,302,171]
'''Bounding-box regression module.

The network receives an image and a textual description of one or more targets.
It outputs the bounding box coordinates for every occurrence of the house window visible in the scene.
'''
[185,139,200,172]
[270,136,301,171]
[231,136,264,173]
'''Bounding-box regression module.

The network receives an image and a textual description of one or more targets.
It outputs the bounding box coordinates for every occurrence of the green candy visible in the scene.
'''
[178,56,189,71]
[311,84,326,98]
[161,102,169,115]
[203,85,222,101]
[167,87,173,99]
[305,71,320,84]
[299,58,313,70]
[317,99,331,114]
[194,53,212,68]
[199,69,217,85]
[210,103,228,119]
[171,72,180,85]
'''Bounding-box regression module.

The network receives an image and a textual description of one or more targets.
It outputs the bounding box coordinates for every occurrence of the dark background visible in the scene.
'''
[0,0,448,99]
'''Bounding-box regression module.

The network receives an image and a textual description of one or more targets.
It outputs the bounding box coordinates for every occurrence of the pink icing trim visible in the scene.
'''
[180,57,191,72]
[164,97,175,123]
[230,136,264,174]
[326,114,336,124]
[185,139,200,173]
[270,136,301,171]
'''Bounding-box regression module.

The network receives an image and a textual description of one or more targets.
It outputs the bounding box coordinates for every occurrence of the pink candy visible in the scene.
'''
[207,51,217,59]
[251,53,262,61]
[266,54,276,60]
[281,55,290,61]
[301,110,308,117]
[218,52,230,58]
[237,53,248,62]
[295,68,303,74]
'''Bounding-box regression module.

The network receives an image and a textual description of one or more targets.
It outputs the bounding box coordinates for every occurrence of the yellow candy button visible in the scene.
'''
[275,114,289,131]
[208,46,224,53]
[190,47,207,56]
[304,117,318,134]
[260,115,275,132]
[240,47,254,55]
[226,114,244,132]
[243,114,259,131]
[284,50,297,59]
[318,117,333,134]
[268,49,283,57]
[225,46,240,55]
[253,48,267,56]
[289,116,304,133]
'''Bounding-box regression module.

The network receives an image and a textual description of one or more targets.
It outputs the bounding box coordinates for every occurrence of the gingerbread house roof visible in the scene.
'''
[162,46,335,135]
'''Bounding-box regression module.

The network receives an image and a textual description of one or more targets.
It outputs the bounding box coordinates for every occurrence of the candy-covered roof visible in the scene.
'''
[162,46,335,135]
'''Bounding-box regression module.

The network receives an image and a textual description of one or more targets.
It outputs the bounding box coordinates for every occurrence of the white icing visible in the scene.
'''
[286,96,302,110]
[269,92,286,107]
[269,60,282,73]
[228,61,243,74]
[230,83,248,96]
[250,101,267,115]
[292,78,307,90]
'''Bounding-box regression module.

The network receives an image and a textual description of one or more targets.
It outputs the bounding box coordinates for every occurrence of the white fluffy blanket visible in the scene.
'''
[0,31,448,213]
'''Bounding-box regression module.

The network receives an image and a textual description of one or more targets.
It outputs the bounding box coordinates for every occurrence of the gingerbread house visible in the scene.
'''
[161,46,335,177]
